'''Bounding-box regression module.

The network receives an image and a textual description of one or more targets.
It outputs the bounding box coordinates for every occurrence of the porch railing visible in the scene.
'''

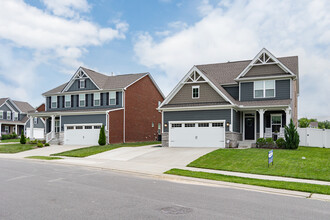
[45,131,54,143]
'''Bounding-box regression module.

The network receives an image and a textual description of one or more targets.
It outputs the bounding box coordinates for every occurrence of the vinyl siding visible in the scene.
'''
[168,83,228,105]
[6,101,20,113]
[67,78,98,91]
[223,86,239,100]
[240,79,291,101]
[163,109,231,132]
[61,114,106,131]
[26,118,45,129]
[242,64,289,78]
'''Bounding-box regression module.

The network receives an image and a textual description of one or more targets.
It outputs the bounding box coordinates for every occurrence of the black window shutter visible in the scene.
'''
[116,92,119,105]
[71,95,74,107]
[91,94,94,107]
[106,93,109,105]
[76,95,79,107]
[100,93,103,106]
[78,80,80,89]
[48,97,51,109]
[62,96,65,108]
[57,96,60,108]
[85,94,88,107]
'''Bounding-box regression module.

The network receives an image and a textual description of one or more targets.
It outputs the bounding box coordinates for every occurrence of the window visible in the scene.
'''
[192,86,200,99]
[67,126,74,130]
[109,91,116,105]
[7,111,11,120]
[79,94,85,107]
[65,95,71,108]
[85,126,93,129]
[212,123,223,127]
[172,123,182,128]
[34,118,38,124]
[254,80,275,98]
[51,96,57,108]
[94,93,100,106]
[5,126,9,133]
[271,114,282,133]
[76,126,83,129]
[185,123,195,127]
[14,112,18,121]
[152,122,154,127]
[80,79,85,88]
[94,125,101,129]
[0,111,3,119]
[198,123,209,127]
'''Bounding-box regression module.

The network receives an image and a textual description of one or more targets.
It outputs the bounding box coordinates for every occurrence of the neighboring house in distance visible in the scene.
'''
[158,48,299,148]
[28,67,164,145]
[0,98,45,139]
[309,121,318,128]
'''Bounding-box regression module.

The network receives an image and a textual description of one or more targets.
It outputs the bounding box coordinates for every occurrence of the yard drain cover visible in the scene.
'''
[160,205,193,215]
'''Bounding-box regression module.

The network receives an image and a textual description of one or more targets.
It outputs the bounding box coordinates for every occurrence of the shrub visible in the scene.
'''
[37,142,43,148]
[265,138,274,144]
[28,139,38,144]
[11,132,17,139]
[20,130,26,144]
[45,143,50,146]
[98,125,106,146]
[256,138,266,148]
[1,134,10,140]
[276,138,286,149]
[285,119,300,149]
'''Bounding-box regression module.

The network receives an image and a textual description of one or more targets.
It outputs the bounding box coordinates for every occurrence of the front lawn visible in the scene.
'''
[52,141,160,157]
[0,139,20,143]
[165,169,330,195]
[0,144,36,153]
[188,147,330,181]
[26,156,63,160]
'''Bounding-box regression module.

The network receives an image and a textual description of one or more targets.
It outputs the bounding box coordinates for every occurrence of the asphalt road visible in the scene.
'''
[0,159,329,220]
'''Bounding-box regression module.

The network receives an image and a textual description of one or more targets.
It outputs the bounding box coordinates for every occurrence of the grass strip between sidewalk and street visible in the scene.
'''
[26,156,63,160]
[165,168,330,195]
[51,141,161,158]
[0,144,36,153]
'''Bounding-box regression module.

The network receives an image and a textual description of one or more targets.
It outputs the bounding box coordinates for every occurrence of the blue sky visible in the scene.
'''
[0,0,329,120]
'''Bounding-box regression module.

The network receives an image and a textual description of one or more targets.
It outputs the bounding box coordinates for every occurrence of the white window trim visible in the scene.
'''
[65,95,71,108]
[94,92,100,106]
[79,94,85,107]
[34,117,38,124]
[253,80,275,98]
[0,110,3,119]
[192,85,200,99]
[80,79,85,88]
[109,91,116,105]
[270,114,282,132]
[7,111,11,120]
[51,96,57,108]
[5,126,9,133]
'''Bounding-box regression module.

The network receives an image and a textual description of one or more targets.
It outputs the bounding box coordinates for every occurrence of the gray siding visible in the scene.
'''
[67,78,98,91]
[243,64,289,78]
[61,114,106,131]
[26,118,45,129]
[46,91,122,111]
[223,86,239,100]
[233,110,240,132]
[164,109,231,132]
[168,83,228,105]
[6,101,20,113]
[240,79,291,101]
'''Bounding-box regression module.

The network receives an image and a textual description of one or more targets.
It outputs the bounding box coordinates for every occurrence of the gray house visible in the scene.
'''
[158,48,299,148]
[0,98,44,139]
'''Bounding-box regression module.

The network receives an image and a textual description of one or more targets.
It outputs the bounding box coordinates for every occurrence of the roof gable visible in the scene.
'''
[62,67,101,92]
[0,98,34,113]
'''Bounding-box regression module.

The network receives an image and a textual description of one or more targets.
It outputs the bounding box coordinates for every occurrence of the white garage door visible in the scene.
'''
[169,120,225,148]
[26,128,45,139]
[64,124,102,145]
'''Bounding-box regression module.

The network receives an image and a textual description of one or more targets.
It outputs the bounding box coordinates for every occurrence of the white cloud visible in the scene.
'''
[134,0,330,120]
[41,0,90,18]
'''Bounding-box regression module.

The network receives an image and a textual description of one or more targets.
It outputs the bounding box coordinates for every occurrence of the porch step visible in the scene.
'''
[238,141,255,148]
[49,132,64,145]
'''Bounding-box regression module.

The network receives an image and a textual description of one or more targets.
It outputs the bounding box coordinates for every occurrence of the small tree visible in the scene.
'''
[98,125,106,146]
[284,119,299,149]
[20,130,26,144]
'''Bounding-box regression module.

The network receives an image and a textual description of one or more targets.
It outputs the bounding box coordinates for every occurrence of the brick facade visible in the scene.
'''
[108,109,124,144]
[124,75,164,142]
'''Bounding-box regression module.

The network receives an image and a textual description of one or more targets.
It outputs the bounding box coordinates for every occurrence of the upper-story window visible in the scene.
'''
[80,79,85,88]
[51,96,57,108]
[65,95,71,108]
[7,111,11,120]
[109,91,116,105]
[254,80,275,98]
[94,93,100,106]
[0,110,3,119]
[34,117,38,124]
[79,94,85,107]
[14,112,18,121]
[192,86,200,99]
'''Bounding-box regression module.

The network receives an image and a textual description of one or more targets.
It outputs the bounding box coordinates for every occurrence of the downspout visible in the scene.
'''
[105,110,110,145]
[123,89,126,143]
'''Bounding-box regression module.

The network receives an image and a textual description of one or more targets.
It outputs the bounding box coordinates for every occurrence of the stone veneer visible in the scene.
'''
[162,132,169,147]
[225,132,242,148]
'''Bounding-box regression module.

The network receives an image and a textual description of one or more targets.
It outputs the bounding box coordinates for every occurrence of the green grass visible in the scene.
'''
[26,156,63,160]
[52,141,160,157]
[0,139,20,143]
[0,144,36,153]
[188,147,330,181]
[165,168,330,195]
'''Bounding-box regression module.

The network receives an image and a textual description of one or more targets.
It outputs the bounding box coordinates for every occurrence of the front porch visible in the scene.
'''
[0,122,24,138]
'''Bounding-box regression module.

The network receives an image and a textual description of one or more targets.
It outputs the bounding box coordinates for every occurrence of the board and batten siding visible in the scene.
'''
[223,86,239,100]
[163,109,231,132]
[240,79,291,101]
[60,114,106,131]
[242,64,289,78]
[67,78,98,91]
[168,83,229,105]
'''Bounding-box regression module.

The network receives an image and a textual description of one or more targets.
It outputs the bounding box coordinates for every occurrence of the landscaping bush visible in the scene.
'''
[37,142,43,148]
[256,138,266,148]
[45,143,50,146]
[11,132,18,139]
[265,138,274,144]
[1,134,10,140]
[98,125,106,146]
[20,130,26,144]
[28,139,38,144]
[276,138,286,149]
[285,119,300,149]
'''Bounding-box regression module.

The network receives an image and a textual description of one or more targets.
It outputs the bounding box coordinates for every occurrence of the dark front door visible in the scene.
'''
[245,117,255,140]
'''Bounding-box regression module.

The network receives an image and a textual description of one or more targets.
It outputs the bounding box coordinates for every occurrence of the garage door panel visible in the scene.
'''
[26,128,44,139]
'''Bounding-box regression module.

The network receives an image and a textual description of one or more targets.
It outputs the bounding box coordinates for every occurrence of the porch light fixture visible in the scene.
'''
[164,123,168,128]
[226,122,230,127]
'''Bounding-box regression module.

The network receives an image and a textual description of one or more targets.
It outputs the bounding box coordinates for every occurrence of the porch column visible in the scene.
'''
[30,116,34,140]
[258,109,265,138]
[51,115,55,138]
[285,108,291,126]
[0,123,2,138]
[15,124,17,134]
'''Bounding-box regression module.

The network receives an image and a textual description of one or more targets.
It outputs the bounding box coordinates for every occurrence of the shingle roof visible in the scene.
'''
[12,100,34,113]
[0,98,8,107]
[43,67,148,96]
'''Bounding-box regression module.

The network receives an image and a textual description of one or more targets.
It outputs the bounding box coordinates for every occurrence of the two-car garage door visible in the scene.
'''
[64,124,102,145]
[169,120,225,148]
